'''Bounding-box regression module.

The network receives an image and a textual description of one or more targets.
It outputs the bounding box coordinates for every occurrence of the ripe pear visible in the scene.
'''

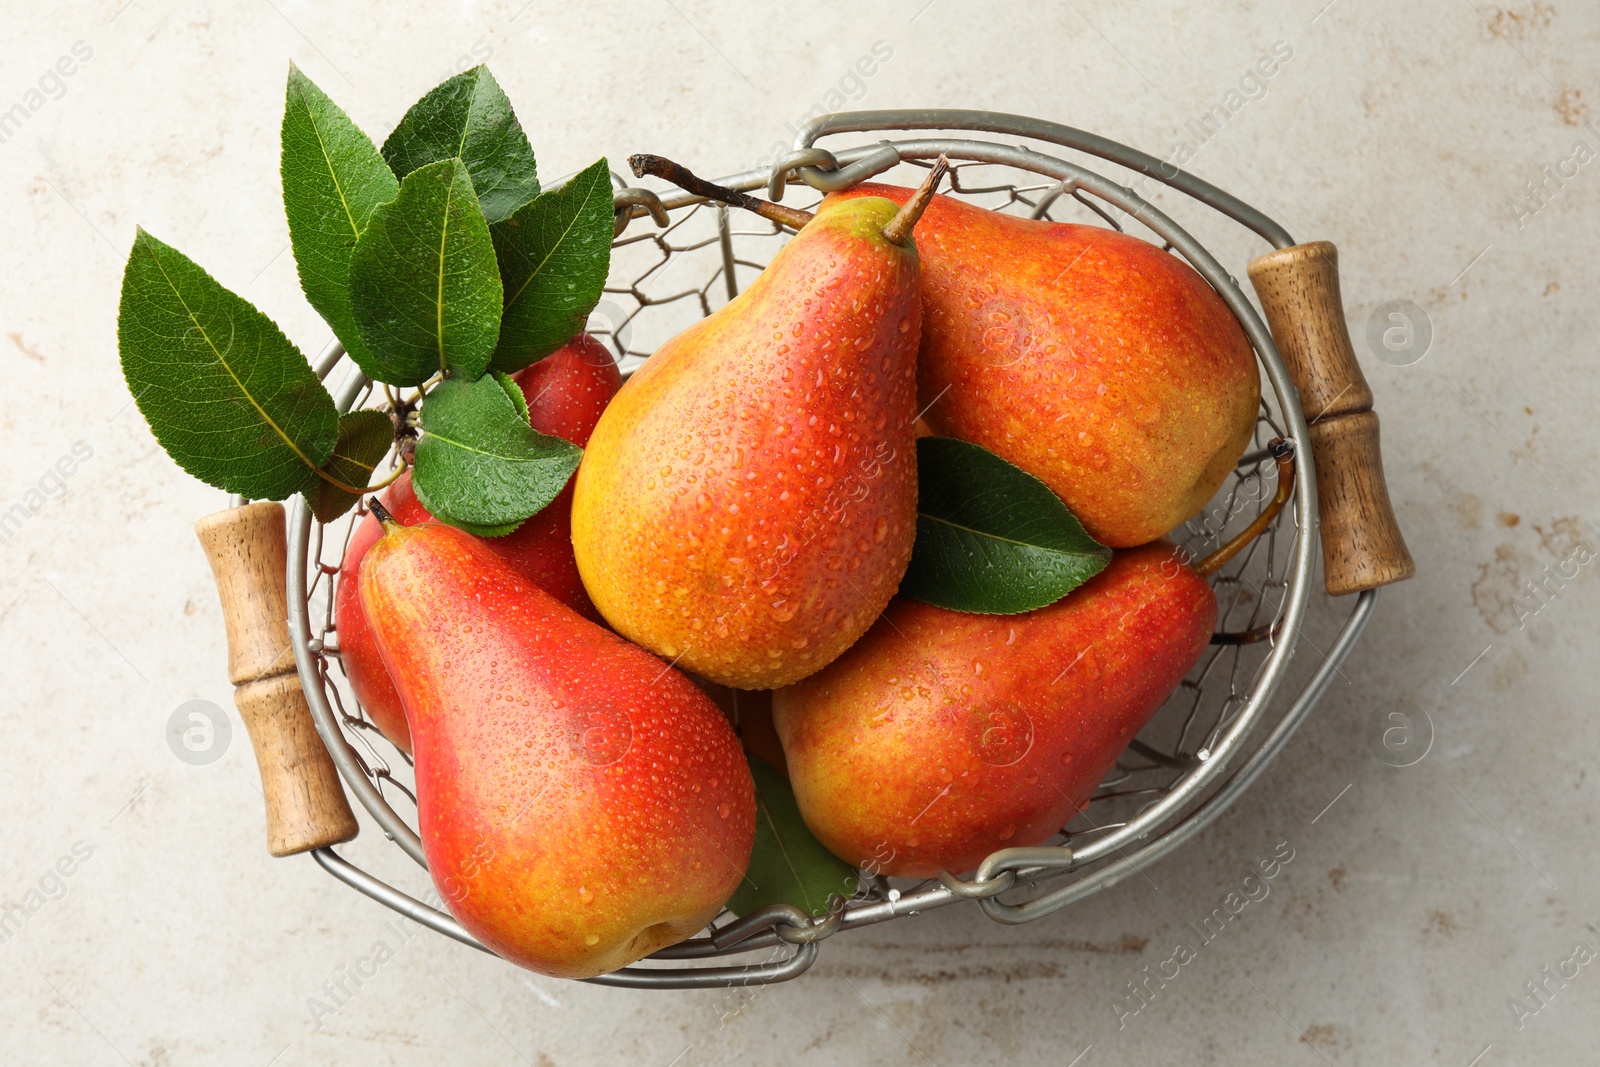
[572,174,946,689]
[334,335,621,752]
[832,184,1259,548]
[772,543,1215,878]
[509,332,624,451]
[359,514,754,978]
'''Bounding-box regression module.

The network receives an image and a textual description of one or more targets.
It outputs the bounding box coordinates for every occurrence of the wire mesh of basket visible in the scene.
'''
[282,110,1384,989]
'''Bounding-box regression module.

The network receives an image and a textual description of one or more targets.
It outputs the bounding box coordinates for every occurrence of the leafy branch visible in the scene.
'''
[117,64,615,527]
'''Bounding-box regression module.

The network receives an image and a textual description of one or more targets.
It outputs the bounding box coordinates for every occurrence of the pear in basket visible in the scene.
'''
[830,183,1260,549]
[772,543,1216,878]
[335,334,621,753]
[359,512,754,978]
[569,165,953,690]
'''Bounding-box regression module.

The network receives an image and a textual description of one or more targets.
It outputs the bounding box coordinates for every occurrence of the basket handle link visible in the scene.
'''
[1248,242,1416,596]
[937,868,1018,900]
[774,895,847,945]
[765,148,839,200]
[940,844,1078,901]
[610,187,669,236]
[767,145,903,201]
[709,895,848,952]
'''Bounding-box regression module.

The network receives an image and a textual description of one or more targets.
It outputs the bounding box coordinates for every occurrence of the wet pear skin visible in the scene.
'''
[359,521,754,978]
[832,183,1260,549]
[572,197,922,689]
[773,543,1216,879]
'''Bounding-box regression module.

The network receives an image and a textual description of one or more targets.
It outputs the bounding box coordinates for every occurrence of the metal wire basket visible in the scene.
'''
[282,110,1404,989]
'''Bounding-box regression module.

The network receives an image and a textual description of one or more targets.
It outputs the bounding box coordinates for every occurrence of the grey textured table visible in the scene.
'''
[1,1,1596,1063]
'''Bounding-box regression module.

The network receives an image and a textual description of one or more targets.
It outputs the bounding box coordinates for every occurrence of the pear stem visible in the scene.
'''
[367,497,400,532]
[628,154,816,230]
[1193,439,1296,578]
[881,155,949,247]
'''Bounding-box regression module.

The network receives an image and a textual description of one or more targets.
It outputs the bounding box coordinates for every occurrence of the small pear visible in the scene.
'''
[359,510,753,978]
[572,166,948,689]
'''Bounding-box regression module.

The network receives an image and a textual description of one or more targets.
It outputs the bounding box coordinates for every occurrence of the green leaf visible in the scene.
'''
[448,372,526,538]
[381,66,539,223]
[307,410,394,522]
[488,157,613,374]
[118,228,338,500]
[494,369,529,422]
[901,437,1112,614]
[452,516,526,539]
[412,374,582,531]
[347,159,503,385]
[417,372,532,538]
[280,63,399,377]
[728,757,858,919]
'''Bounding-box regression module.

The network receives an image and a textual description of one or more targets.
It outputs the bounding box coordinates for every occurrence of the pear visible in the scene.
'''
[571,166,947,689]
[334,334,621,753]
[359,511,754,978]
[831,184,1260,549]
[772,543,1216,878]
[508,332,624,452]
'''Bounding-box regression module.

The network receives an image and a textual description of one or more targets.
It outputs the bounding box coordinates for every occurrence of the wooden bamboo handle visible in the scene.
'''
[195,502,358,856]
[1248,242,1415,596]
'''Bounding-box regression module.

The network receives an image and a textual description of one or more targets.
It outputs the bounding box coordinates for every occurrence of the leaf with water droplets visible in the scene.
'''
[307,409,395,522]
[727,756,858,919]
[280,63,398,379]
[902,436,1111,614]
[381,65,539,223]
[117,228,338,501]
[412,373,580,532]
[488,157,613,373]
[347,158,503,385]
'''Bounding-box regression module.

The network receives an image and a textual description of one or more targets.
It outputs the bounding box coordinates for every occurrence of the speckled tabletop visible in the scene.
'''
[2,1,1597,1064]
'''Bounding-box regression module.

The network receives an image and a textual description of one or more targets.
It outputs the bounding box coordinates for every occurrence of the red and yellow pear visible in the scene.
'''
[571,168,950,689]
[773,543,1216,878]
[832,183,1259,548]
[359,513,754,978]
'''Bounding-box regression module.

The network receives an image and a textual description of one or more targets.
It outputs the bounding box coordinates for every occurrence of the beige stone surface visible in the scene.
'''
[1,0,1597,1063]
